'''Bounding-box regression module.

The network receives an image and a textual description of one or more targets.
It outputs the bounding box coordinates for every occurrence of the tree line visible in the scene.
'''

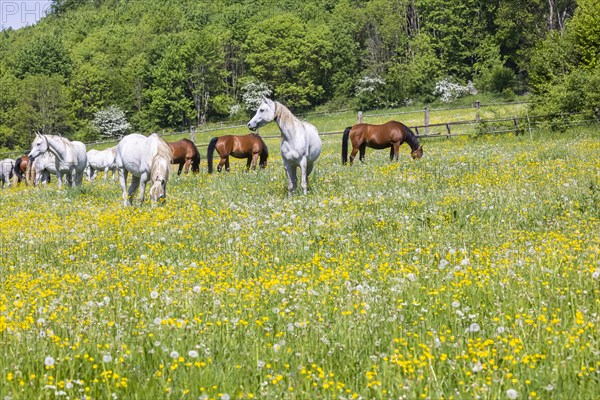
[0,0,597,151]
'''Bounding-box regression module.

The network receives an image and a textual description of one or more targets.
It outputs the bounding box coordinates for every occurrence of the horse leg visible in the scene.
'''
[177,162,183,176]
[349,146,360,165]
[137,174,147,205]
[391,143,400,161]
[56,170,63,189]
[225,157,230,172]
[284,161,297,196]
[299,158,309,195]
[70,168,77,187]
[129,176,141,205]
[251,153,259,170]
[184,159,191,174]
[217,157,226,173]
[359,143,367,163]
[119,169,130,206]
[246,156,252,171]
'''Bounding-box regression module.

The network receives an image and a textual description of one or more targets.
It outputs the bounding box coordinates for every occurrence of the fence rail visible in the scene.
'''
[1,101,596,158]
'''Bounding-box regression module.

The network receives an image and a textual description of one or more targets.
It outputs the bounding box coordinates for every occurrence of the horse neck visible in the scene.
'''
[403,127,421,151]
[274,102,300,140]
[46,135,68,160]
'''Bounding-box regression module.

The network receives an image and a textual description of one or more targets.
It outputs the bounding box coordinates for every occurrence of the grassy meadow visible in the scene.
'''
[1,122,599,399]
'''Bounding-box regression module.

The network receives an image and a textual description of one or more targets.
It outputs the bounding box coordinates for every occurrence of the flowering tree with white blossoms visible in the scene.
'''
[433,79,478,103]
[355,75,386,109]
[241,81,272,112]
[92,105,131,138]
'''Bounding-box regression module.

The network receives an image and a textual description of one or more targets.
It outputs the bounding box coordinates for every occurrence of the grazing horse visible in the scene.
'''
[87,146,117,180]
[341,121,423,165]
[28,133,87,188]
[167,139,201,175]
[248,98,321,195]
[115,133,172,206]
[14,156,35,185]
[0,158,15,188]
[206,133,268,173]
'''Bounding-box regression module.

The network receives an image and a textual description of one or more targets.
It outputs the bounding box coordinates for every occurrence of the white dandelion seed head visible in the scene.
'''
[44,355,55,367]
[221,394,230,400]
[506,388,518,399]
[150,291,159,299]
[466,323,481,333]
[193,285,201,293]
[451,301,460,308]
[170,351,179,359]
[103,353,112,363]
[188,350,199,358]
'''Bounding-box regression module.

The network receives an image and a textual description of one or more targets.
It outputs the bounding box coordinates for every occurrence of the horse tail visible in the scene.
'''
[14,157,24,180]
[259,136,269,168]
[207,137,218,174]
[341,127,351,164]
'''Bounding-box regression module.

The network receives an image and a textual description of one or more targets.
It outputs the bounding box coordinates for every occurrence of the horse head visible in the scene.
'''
[411,145,424,159]
[247,97,276,131]
[28,132,48,161]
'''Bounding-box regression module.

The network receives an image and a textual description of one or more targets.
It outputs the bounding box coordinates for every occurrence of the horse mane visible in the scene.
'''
[45,134,72,147]
[402,124,421,151]
[150,135,173,181]
[274,101,299,127]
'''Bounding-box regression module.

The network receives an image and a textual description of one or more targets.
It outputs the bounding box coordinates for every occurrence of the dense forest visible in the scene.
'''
[0,0,598,150]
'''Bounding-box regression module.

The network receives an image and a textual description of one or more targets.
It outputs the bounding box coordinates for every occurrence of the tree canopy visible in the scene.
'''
[0,0,594,150]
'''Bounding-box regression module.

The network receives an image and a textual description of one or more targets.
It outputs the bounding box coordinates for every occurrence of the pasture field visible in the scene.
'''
[1,127,599,399]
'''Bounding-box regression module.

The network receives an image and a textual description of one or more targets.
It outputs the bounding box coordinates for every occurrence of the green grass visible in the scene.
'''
[0,125,599,399]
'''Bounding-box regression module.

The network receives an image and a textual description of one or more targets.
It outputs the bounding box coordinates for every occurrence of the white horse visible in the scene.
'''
[87,146,117,180]
[248,98,322,195]
[0,158,15,188]
[32,152,60,186]
[28,133,87,188]
[115,133,172,206]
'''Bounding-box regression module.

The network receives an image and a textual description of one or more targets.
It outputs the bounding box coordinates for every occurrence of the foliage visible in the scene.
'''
[355,75,387,110]
[92,105,131,139]
[433,78,477,103]
[241,81,272,112]
[0,0,588,149]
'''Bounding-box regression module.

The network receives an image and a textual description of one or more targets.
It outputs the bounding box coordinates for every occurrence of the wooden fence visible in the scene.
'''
[1,101,597,158]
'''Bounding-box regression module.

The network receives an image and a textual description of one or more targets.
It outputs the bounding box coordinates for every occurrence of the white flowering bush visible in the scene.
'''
[433,78,478,103]
[241,81,272,112]
[355,75,386,109]
[92,105,131,138]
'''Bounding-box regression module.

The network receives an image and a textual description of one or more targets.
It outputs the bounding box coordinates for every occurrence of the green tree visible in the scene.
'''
[13,35,72,78]
[244,13,332,108]
[14,74,71,137]
[569,0,600,68]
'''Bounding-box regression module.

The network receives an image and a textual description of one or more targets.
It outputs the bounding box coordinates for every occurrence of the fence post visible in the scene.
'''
[357,111,363,124]
[513,117,519,136]
[190,126,196,143]
[424,104,430,135]
[475,101,481,135]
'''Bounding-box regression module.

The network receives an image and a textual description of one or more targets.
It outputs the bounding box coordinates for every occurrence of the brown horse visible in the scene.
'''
[167,138,201,175]
[207,133,269,173]
[14,155,35,185]
[341,120,423,164]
